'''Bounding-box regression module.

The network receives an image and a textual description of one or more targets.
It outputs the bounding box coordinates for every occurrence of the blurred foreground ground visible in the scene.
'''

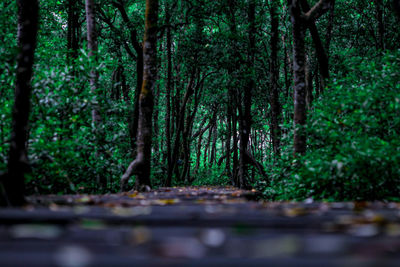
[1,187,400,266]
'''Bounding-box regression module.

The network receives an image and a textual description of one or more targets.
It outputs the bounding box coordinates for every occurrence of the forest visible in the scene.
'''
[1,0,400,206]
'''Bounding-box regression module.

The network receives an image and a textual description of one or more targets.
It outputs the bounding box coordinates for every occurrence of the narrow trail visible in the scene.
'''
[1,187,400,266]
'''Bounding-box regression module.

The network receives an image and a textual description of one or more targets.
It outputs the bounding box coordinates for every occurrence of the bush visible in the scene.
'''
[259,51,400,201]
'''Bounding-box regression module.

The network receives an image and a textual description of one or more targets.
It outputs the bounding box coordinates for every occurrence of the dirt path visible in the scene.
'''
[1,186,400,266]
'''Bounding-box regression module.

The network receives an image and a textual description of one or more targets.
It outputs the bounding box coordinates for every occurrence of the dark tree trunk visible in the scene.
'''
[395,0,400,17]
[237,0,255,189]
[67,0,79,61]
[210,121,218,166]
[231,95,239,185]
[290,0,307,155]
[289,0,332,155]
[0,0,39,206]
[269,1,282,156]
[113,1,144,154]
[193,116,212,174]
[153,86,160,163]
[300,0,330,92]
[165,0,173,186]
[375,0,385,50]
[180,113,191,182]
[305,54,313,109]
[121,0,158,191]
[85,0,102,125]
[225,103,232,177]
[170,72,195,181]
[204,124,212,167]
[130,47,144,152]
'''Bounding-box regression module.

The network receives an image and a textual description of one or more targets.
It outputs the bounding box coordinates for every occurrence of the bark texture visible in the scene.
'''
[290,0,307,154]
[121,0,158,191]
[0,0,39,206]
[289,0,332,155]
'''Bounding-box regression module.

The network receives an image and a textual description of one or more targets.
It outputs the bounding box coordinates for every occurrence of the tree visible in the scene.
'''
[121,0,158,191]
[269,1,282,155]
[67,0,80,62]
[288,0,333,155]
[0,0,39,206]
[85,0,101,125]
[395,0,400,17]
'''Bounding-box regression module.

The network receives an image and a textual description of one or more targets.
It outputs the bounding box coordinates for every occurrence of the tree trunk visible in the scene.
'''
[225,103,232,177]
[290,0,307,155]
[121,0,158,191]
[165,0,173,186]
[1,0,39,206]
[85,0,101,125]
[231,95,239,185]
[210,121,217,166]
[269,1,282,156]
[153,86,160,163]
[375,0,385,50]
[170,72,195,180]
[395,0,400,17]
[113,1,144,154]
[237,0,255,189]
[305,54,313,109]
[300,0,330,92]
[290,0,332,155]
[67,0,79,62]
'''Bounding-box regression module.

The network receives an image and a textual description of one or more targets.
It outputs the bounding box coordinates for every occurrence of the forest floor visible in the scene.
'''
[1,187,400,266]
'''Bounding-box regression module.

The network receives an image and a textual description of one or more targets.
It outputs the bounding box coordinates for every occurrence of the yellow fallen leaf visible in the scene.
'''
[128,192,138,198]
[154,199,180,205]
[283,207,308,217]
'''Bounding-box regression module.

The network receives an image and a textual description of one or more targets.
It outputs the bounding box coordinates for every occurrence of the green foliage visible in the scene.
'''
[258,51,400,201]
[1,0,399,199]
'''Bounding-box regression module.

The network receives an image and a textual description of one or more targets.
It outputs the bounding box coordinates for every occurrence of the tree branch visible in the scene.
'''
[303,0,333,21]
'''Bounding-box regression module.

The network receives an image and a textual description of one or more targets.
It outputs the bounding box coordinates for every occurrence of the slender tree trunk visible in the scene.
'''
[170,72,195,180]
[269,1,282,156]
[130,50,144,152]
[237,0,255,189]
[165,0,173,186]
[67,0,79,62]
[113,1,144,154]
[195,131,203,174]
[225,104,232,177]
[153,86,160,163]
[180,113,191,182]
[300,0,332,92]
[231,97,239,185]
[305,54,313,109]
[282,35,291,101]
[210,121,217,166]
[395,0,400,17]
[375,0,385,50]
[204,125,212,167]
[290,0,307,155]
[290,0,332,154]
[1,0,39,206]
[85,0,102,125]
[121,0,158,191]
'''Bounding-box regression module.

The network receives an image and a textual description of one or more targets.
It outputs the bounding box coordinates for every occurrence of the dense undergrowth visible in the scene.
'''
[257,51,400,201]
